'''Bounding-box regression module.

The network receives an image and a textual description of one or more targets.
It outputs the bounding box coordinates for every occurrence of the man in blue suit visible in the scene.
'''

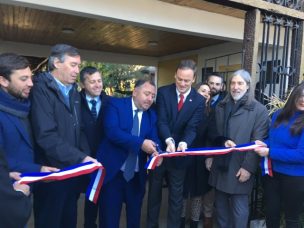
[147,59,204,228]
[97,78,160,228]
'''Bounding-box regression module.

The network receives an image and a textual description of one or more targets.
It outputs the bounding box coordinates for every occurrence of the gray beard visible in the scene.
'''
[231,90,246,101]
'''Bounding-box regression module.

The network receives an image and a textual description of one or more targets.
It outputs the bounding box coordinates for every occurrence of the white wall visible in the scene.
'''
[0,41,158,66]
[199,42,243,70]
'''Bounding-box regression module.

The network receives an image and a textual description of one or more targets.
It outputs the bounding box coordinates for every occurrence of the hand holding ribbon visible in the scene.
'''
[146,142,263,170]
[18,161,105,203]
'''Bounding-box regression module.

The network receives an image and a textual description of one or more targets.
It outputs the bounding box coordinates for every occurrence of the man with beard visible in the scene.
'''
[206,73,225,108]
[0,53,58,227]
[208,69,269,228]
[0,53,57,173]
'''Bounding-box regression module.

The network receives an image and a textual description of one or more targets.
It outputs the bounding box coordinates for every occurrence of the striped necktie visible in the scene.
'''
[90,99,97,120]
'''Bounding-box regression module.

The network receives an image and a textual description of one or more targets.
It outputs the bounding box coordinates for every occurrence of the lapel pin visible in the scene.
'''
[189,99,192,102]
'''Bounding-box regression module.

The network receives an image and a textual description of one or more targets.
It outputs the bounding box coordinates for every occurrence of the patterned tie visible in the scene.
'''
[177,94,184,111]
[90,99,97,120]
[123,109,139,181]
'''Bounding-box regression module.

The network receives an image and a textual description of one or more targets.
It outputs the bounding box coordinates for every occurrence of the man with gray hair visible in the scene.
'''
[30,44,97,228]
[207,69,269,228]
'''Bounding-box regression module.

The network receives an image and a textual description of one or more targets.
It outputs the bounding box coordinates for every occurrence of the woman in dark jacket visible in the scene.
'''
[181,83,215,228]
[255,82,304,228]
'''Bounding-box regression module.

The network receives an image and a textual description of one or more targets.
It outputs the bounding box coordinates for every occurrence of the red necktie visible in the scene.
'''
[178,94,184,111]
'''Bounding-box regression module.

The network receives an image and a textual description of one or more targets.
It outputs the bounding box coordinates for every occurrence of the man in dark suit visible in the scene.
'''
[97,78,160,228]
[206,73,225,108]
[147,59,204,228]
[79,66,110,228]
[204,72,226,228]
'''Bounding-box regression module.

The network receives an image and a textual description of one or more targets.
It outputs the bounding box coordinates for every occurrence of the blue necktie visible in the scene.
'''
[90,99,97,120]
[123,109,139,181]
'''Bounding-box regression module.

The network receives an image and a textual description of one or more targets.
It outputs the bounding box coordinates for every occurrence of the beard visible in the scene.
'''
[231,90,247,101]
[210,89,220,96]
[6,85,29,100]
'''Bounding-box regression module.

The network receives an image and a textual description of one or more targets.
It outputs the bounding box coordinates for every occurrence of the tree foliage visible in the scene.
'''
[81,61,144,96]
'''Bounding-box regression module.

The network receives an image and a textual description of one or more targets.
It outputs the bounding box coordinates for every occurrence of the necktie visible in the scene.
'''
[123,109,139,181]
[90,99,97,120]
[177,94,184,111]
[211,98,216,106]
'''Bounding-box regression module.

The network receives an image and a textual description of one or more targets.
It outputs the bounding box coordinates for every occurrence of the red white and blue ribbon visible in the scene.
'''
[86,167,106,203]
[146,142,262,170]
[18,161,105,203]
[261,157,273,177]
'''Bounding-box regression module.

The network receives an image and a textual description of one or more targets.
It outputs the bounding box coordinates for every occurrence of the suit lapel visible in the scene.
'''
[176,89,195,122]
[6,114,32,148]
[126,98,134,132]
[169,85,178,121]
[140,111,148,137]
[98,93,108,120]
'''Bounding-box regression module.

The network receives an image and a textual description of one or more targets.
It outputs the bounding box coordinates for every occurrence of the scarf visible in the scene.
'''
[0,88,30,117]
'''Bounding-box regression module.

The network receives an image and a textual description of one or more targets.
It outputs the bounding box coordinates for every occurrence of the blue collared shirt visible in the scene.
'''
[53,77,73,106]
[85,95,101,116]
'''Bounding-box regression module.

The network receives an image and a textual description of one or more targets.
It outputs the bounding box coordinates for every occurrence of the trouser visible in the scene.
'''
[33,178,81,228]
[263,172,304,228]
[147,164,186,228]
[214,189,249,228]
[81,174,99,228]
[99,172,144,228]
[84,198,98,228]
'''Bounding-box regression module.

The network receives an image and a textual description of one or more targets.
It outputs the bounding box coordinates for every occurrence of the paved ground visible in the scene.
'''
[27,184,205,227]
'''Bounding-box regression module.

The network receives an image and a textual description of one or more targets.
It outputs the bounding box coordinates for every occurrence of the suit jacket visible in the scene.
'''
[80,90,110,157]
[96,97,159,190]
[209,98,269,194]
[210,91,226,109]
[0,111,41,172]
[156,84,204,169]
[0,148,31,228]
[30,72,90,168]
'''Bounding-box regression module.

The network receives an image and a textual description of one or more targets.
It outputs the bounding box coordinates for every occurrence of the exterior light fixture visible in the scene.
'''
[61,28,75,34]
[148,41,158,47]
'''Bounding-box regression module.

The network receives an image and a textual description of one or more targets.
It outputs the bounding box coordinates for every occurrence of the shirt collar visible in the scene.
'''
[212,94,220,102]
[131,98,142,113]
[85,94,100,103]
[176,87,191,100]
[53,77,73,96]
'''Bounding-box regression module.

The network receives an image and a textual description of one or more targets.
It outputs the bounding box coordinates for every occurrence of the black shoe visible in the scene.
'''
[190,220,198,228]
